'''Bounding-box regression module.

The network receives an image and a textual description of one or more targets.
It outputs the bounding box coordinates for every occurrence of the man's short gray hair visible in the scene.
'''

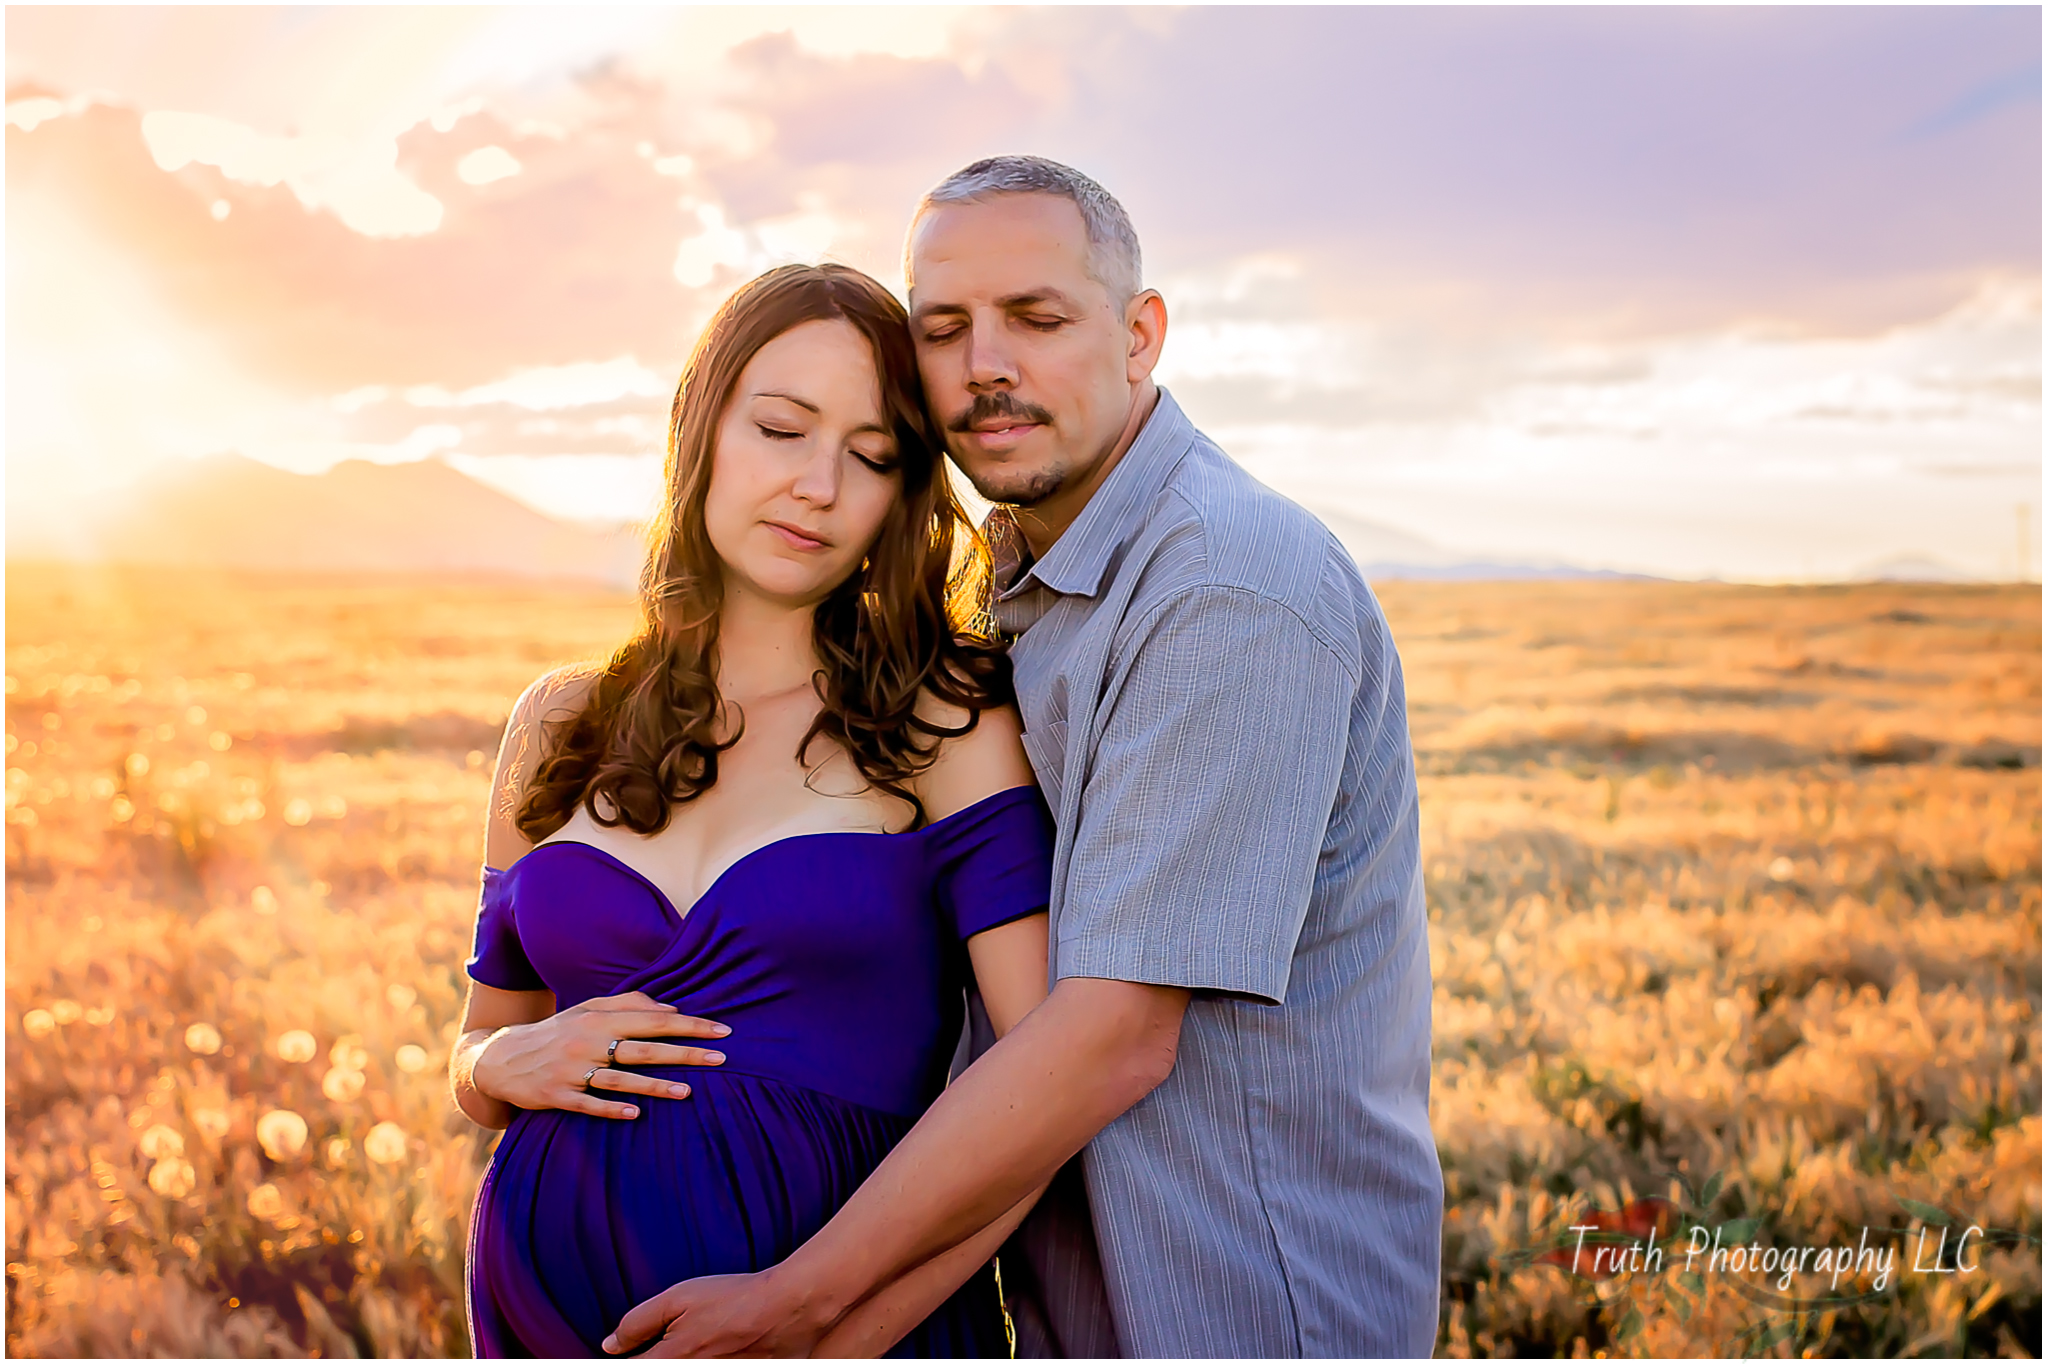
[912,154,1143,304]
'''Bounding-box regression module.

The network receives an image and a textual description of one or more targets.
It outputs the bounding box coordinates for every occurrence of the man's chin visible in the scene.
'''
[964,464,1068,508]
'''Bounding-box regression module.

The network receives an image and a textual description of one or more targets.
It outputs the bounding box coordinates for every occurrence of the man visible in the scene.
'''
[607,155,1442,1358]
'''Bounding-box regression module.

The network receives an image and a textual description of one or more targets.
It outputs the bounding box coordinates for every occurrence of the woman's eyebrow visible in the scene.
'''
[752,390,890,438]
[751,389,820,413]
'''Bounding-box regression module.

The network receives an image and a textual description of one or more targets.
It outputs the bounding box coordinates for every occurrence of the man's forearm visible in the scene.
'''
[809,1182,1049,1357]
[776,977,1188,1333]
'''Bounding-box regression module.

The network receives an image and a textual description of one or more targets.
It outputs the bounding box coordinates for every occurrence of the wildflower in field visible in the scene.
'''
[251,884,277,913]
[147,1157,196,1198]
[395,1044,429,1074]
[330,1035,369,1070]
[255,1109,308,1161]
[49,999,81,1025]
[387,983,418,1010]
[184,1022,222,1055]
[193,1108,230,1141]
[324,1136,352,1167]
[20,1008,56,1038]
[284,798,313,826]
[364,1121,408,1165]
[83,1005,114,1026]
[138,1124,184,1160]
[275,1029,316,1063]
[246,1183,286,1222]
[322,1066,367,1102]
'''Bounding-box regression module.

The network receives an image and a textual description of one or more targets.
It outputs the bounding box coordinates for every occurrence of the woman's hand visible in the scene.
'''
[470,991,730,1120]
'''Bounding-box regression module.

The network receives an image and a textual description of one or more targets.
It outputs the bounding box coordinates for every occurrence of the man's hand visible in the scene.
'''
[606,978,1186,1358]
[602,1267,833,1359]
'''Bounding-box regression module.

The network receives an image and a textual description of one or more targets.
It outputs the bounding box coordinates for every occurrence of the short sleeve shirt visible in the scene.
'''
[990,389,1443,1358]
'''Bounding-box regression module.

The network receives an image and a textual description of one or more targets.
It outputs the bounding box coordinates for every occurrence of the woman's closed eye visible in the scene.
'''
[756,423,804,441]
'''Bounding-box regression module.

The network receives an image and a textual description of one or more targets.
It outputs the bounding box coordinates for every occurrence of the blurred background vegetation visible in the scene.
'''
[5,565,2039,1357]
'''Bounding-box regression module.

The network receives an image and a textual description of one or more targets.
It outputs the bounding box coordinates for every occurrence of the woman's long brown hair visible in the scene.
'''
[515,264,1010,840]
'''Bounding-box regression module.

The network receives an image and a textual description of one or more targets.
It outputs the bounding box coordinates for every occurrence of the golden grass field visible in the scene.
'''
[5,563,2039,1358]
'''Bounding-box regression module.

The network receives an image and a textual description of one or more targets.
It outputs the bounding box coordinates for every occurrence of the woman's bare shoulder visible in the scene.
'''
[485,664,602,868]
[914,691,1034,823]
[511,663,602,729]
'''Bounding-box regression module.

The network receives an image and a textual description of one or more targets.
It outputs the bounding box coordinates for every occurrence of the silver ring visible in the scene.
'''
[605,1038,622,1066]
[582,1066,602,1090]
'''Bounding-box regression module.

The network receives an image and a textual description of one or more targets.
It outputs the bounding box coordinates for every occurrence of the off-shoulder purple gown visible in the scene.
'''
[464,785,1053,1358]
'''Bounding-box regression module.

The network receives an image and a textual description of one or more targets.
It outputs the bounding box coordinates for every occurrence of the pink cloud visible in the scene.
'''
[9,95,704,393]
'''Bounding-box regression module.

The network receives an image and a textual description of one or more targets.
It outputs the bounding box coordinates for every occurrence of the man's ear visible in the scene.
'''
[1125,290,1167,385]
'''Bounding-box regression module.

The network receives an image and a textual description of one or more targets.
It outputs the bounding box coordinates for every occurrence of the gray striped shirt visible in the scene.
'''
[989,389,1442,1358]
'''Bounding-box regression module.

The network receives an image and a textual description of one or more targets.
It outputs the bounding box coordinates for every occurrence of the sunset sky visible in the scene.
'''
[7,5,2041,580]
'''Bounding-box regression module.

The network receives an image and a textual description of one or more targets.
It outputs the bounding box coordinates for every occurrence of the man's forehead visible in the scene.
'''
[908,195,1097,301]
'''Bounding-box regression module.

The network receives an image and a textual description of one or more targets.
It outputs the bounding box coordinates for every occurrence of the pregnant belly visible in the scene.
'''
[468,1070,913,1358]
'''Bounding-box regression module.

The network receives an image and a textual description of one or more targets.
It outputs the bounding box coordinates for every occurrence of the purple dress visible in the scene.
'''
[464,785,1053,1358]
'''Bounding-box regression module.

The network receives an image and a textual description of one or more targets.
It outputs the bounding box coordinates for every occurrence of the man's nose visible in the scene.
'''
[790,444,840,505]
[965,315,1018,391]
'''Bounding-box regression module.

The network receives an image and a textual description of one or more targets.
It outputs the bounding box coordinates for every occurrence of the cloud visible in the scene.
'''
[455,144,521,186]
[1479,278,2041,445]
[1192,279,2038,579]
[142,109,444,236]
[5,6,2039,580]
[9,99,708,391]
[400,358,669,412]
[6,95,68,131]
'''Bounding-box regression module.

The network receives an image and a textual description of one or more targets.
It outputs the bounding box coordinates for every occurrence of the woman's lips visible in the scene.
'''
[765,520,829,551]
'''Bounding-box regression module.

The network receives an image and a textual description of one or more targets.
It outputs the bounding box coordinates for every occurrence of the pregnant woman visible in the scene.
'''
[448,264,1053,1357]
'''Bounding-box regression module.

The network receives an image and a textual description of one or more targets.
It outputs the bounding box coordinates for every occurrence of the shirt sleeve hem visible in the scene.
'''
[1053,951,1287,1006]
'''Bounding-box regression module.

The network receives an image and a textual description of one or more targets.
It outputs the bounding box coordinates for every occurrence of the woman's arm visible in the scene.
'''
[451,982,558,1129]
[451,672,565,1127]
[808,912,1052,1357]
[449,669,729,1128]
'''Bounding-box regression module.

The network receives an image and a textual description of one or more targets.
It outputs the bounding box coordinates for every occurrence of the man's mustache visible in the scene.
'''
[945,392,1055,434]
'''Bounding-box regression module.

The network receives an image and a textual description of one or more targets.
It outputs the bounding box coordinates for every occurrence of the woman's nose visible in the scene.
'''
[789,444,840,506]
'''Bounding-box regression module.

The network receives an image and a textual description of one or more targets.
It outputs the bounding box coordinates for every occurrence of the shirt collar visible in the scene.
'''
[992,386,1195,602]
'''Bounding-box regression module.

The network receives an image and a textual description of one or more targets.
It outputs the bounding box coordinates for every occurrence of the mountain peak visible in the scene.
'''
[14,454,643,585]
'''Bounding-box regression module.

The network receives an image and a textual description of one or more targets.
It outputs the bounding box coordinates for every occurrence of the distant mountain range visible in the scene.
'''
[1307,508,1659,581]
[9,454,646,586]
[1849,554,1981,583]
[6,454,1977,585]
